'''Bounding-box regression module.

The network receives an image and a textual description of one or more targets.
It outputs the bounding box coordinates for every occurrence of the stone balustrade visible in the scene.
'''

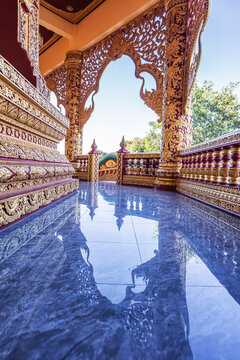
[117,152,161,187]
[124,154,160,177]
[179,130,240,186]
[75,155,89,180]
[177,130,240,216]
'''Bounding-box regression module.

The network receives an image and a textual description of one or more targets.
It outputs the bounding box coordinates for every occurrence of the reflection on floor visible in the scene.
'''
[0,181,240,359]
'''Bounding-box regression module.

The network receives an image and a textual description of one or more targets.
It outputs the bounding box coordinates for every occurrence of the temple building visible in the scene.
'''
[0,1,240,358]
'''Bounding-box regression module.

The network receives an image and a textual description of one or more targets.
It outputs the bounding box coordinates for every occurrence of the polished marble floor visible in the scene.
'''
[0,181,240,359]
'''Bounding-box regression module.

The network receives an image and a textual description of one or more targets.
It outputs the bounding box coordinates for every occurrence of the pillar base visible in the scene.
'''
[154,162,180,191]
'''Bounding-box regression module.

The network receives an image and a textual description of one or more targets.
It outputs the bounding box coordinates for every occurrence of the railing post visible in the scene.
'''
[88,139,99,182]
[212,149,223,184]
[192,153,198,180]
[205,150,214,182]
[219,147,231,185]
[116,137,129,185]
[229,145,240,186]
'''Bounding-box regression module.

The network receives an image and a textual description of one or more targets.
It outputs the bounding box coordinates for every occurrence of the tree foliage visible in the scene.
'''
[126,122,161,153]
[126,81,240,152]
[192,81,240,144]
[126,137,145,153]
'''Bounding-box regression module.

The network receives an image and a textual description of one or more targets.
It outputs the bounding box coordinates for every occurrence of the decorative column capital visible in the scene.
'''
[65,51,83,67]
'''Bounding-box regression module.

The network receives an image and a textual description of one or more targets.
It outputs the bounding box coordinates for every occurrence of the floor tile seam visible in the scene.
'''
[186,285,224,288]
[96,282,147,286]
[81,221,132,224]
[84,240,157,244]
[96,283,224,287]
[129,210,143,264]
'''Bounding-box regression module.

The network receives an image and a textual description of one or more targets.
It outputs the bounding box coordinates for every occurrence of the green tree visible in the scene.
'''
[126,121,161,153]
[126,81,240,152]
[192,81,240,144]
[126,137,145,153]
[144,120,161,152]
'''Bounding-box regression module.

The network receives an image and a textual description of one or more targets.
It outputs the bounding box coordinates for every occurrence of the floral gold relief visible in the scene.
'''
[0,180,78,227]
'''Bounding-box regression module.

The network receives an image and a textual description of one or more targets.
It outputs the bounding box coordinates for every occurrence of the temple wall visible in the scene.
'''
[0,0,78,227]
[0,0,36,86]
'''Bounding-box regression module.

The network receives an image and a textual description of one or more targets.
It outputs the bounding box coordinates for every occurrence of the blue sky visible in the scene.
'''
[55,0,240,154]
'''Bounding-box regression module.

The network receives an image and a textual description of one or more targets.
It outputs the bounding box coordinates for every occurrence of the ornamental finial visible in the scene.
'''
[120,136,126,149]
[89,139,99,154]
[117,136,129,154]
[92,139,97,151]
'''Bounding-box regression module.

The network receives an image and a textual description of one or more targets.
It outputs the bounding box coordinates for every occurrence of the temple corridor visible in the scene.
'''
[0,181,240,359]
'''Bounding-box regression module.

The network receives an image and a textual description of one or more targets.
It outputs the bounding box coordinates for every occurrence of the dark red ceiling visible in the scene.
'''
[40,0,105,23]
[42,0,96,14]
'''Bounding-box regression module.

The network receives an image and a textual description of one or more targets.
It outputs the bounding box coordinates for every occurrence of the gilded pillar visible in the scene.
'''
[155,0,191,190]
[65,51,83,165]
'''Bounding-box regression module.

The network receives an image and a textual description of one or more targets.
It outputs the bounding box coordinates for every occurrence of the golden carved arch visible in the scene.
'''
[45,0,209,133]
[46,2,166,130]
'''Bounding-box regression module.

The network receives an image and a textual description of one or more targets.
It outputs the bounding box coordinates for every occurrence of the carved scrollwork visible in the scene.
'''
[45,65,67,108]
[46,2,167,129]
[81,2,166,124]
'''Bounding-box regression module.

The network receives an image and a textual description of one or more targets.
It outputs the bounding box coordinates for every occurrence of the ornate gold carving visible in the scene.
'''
[122,175,156,188]
[46,2,166,130]
[87,154,99,182]
[124,153,161,159]
[45,65,67,108]
[18,0,39,73]
[64,51,83,162]
[0,79,67,141]
[180,130,240,155]
[0,191,78,262]
[80,2,166,124]
[0,179,78,227]
[177,179,240,216]
[161,1,188,165]
[0,134,69,163]
[17,0,52,99]
[116,153,123,185]
[0,175,70,194]
[0,164,73,184]
[0,118,57,149]
[0,56,67,126]
[154,162,181,187]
